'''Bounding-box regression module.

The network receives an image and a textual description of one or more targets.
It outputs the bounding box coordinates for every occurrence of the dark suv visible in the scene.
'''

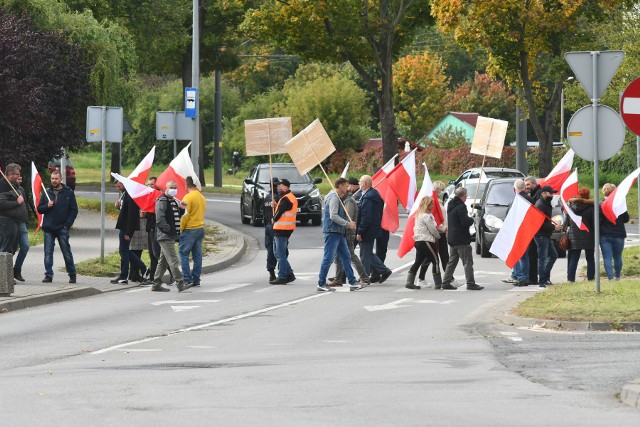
[240,163,323,227]
[473,178,565,258]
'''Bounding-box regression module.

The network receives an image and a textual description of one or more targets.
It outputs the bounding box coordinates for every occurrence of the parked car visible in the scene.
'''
[443,167,524,203]
[240,163,323,227]
[443,177,491,240]
[48,155,76,190]
[472,177,565,258]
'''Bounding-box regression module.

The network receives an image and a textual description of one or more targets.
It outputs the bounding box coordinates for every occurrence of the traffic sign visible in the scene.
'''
[86,106,124,143]
[156,111,192,140]
[565,51,624,100]
[185,87,198,118]
[620,77,640,135]
[567,105,625,161]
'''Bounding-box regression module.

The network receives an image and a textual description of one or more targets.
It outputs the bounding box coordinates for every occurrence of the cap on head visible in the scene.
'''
[276,178,291,187]
[540,185,557,194]
[272,177,279,184]
[348,177,359,186]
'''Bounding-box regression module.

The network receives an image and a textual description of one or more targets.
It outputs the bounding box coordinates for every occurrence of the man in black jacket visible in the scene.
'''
[37,171,78,283]
[534,186,562,287]
[441,187,483,290]
[0,163,27,255]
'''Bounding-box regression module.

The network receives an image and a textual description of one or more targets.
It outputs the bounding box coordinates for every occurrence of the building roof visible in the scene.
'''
[449,112,479,127]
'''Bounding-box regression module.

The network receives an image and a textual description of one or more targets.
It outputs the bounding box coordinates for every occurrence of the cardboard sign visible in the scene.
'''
[285,119,336,175]
[244,117,293,156]
[470,116,508,159]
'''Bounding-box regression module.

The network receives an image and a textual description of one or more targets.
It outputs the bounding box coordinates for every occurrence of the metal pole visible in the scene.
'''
[515,104,527,175]
[592,52,601,293]
[191,0,200,175]
[214,70,223,187]
[173,111,177,158]
[100,107,106,264]
[60,147,67,186]
[560,88,565,143]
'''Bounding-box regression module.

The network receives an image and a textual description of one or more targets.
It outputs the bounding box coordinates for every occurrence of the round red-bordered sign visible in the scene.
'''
[620,77,640,135]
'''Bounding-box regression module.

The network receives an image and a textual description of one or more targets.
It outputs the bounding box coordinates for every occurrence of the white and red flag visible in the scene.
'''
[372,154,399,233]
[601,167,640,224]
[340,162,350,178]
[30,162,44,235]
[111,172,163,213]
[490,195,546,268]
[155,142,201,199]
[398,163,440,258]
[128,146,155,185]
[537,149,574,192]
[386,149,418,211]
[560,169,589,232]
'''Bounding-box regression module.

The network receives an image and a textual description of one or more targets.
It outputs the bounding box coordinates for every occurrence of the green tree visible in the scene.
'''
[243,1,433,163]
[431,0,633,176]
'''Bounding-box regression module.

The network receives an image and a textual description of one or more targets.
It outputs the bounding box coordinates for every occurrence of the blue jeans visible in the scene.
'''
[44,228,76,277]
[118,229,146,279]
[14,222,29,270]
[534,236,557,284]
[319,232,355,285]
[512,251,529,282]
[179,228,204,284]
[359,239,390,278]
[274,235,293,279]
[600,235,624,279]
[265,224,277,271]
[567,248,595,282]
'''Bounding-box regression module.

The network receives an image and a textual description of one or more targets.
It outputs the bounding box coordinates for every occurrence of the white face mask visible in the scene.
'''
[167,188,178,197]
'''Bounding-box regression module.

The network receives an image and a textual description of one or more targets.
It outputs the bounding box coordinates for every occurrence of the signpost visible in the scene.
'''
[565,50,624,292]
[86,106,124,263]
[156,111,192,157]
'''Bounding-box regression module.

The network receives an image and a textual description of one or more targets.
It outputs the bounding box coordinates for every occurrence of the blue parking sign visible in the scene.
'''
[185,87,198,118]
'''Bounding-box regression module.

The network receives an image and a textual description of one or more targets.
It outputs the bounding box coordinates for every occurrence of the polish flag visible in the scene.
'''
[128,146,155,185]
[601,167,640,224]
[537,149,574,192]
[560,169,589,232]
[372,155,399,233]
[111,172,163,213]
[30,162,44,235]
[398,163,439,258]
[340,162,350,178]
[156,142,201,199]
[490,195,546,268]
[386,149,418,211]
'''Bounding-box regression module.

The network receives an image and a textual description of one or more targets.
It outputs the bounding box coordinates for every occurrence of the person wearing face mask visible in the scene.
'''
[534,186,562,287]
[149,180,191,292]
[111,180,147,285]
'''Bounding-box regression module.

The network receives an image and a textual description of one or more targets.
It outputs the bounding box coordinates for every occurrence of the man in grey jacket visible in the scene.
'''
[150,180,190,292]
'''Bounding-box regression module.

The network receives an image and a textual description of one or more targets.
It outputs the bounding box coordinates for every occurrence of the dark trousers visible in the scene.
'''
[410,241,439,275]
[419,233,448,280]
[118,229,146,279]
[265,224,277,272]
[567,248,595,282]
[371,230,390,279]
[147,227,160,280]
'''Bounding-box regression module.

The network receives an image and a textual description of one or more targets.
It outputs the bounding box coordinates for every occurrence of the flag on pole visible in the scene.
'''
[340,162,350,178]
[560,170,589,231]
[372,155,399,233]
[490,195,546,268]
[398,163,438,258]
[128,146,155,184]
[156,142,201,199]
[111,172,163,213]
[30,162,44,235]
[386,149,418,211]
[601,167,640,224]
[537,149,574,192]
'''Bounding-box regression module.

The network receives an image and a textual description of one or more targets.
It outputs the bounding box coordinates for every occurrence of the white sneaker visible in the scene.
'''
[417,279,433,288]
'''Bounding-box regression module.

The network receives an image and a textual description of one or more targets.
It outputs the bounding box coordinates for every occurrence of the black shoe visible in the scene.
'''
[270,277,288,285]
[69,275,76,284]
[405,284,421,290]
[13,268,24,282]
[151,284,170,292]
[379,270,392,284]
[466,284,484,290]
[176,281,192,292]
[516,279,530,287]
[191,281,200,287]
[369,276,380,283]
[110,277,128,284]
[286,273,296,283]
[441,283,456,290]
[269,270,276,281]
[42,276,52,283]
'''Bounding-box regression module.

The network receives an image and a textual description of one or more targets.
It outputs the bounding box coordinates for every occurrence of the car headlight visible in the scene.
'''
[485,214,503,230]
[309,188,321,198]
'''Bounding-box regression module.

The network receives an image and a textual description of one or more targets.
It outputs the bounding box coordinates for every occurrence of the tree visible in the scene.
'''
[431,0,633,176]
[243,1,432,163]
[0,9,92,168]
[393,51,450,141]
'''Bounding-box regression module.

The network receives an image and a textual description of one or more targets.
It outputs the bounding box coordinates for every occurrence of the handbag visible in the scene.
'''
[559,232,570,250]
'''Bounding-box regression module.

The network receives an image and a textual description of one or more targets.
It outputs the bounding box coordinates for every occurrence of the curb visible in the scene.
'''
[621,379,640,409]
[499,311,640,332]
[0,287,102,313]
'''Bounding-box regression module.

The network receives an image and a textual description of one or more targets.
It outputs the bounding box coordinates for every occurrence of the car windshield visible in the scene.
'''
[485,171,523,178]
[257,167,311,184]
[464,183,487,200]
[486,182,516,206]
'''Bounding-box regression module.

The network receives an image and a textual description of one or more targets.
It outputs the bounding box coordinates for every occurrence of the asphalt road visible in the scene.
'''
[1,189,637,425]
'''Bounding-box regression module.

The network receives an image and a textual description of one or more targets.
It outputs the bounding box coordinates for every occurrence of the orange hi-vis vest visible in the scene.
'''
[273,192,298,231]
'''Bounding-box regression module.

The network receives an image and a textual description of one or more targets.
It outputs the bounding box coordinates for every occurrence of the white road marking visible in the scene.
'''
[125,288,149,293]
[151,299,220,306]
[116,348,163,352]
[364,298,413,312]
[254,287,276,292]
[203,283,252,292]
[508,337,523,342]
[414,299,452,304]
[392,262,414,273]
[205,198,239,204]
[91,293,331,354]
[475,271,507,276]
[171,305,202,312]
[324,340,350,343]
[500,331,519,336]
[187,346,216,349]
